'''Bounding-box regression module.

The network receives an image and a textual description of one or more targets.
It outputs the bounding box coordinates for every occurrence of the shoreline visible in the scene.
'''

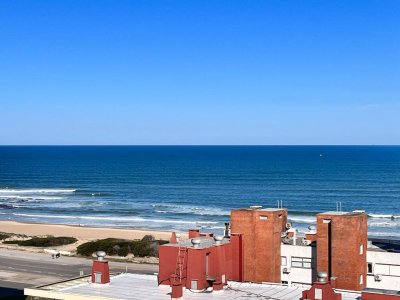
[0,220,178,241]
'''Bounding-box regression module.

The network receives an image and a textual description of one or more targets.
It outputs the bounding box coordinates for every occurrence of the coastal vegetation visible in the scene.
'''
[77,235,168,257]
[3,236,77,247]
[0,232,12,240]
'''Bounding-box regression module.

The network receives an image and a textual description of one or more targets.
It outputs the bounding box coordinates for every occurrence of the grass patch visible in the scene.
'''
[3,236,77,247]
[77,235,168,257]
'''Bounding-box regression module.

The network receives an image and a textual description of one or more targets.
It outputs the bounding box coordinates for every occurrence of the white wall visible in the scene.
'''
[367,250,400,290]
[281,244,314,286]
[281,243,400,290]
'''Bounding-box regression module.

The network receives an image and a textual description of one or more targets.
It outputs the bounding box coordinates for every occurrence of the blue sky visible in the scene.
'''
[0,1,399,145]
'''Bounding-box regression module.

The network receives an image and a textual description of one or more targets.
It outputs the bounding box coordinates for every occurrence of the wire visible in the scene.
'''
[226,285,284,300]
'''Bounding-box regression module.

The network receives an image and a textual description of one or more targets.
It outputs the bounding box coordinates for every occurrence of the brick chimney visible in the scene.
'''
[92,251,110,284]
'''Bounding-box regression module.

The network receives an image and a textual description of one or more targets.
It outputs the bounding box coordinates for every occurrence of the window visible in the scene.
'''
[291,257,314,269]
[360,274,363,285]
[367,263,373,274]
[390,265,400,276]
[281,256,287,266]
[360,244,364,255]
[374,264,400,276]
[260,215,268,220]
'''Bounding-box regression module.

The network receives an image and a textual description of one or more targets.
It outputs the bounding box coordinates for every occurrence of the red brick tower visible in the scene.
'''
[230,206,288,283]
[316,211,367,291]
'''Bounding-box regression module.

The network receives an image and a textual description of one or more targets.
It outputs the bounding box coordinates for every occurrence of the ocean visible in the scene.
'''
[0,146,399,238]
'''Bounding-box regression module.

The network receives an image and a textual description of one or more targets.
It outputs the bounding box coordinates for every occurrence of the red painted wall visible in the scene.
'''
[362,291,400,300]
[158,235,243,290]
[158,246,182,286]
[230,233,244,281]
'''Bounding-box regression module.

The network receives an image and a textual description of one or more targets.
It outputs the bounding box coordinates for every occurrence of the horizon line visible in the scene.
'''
[0,144,399,147]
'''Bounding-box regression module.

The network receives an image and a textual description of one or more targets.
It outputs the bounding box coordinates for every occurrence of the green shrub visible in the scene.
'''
[0,232,12,240]
[76,236,167,258]
[76,238,130,256]
[3,236,77,247]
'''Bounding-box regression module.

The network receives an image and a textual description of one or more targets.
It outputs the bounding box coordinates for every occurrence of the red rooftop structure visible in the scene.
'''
[301,272,342,300]
[91,251,110,284]
[158,231,244,292]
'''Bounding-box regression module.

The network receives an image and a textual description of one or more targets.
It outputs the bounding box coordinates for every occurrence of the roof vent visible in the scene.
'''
[307,225,317,234]
[191,238,201,248]
[214,235,224,245]
[249,205,262,209]
[317,272,328,283]
[175,233,181,243]
[96,251,106,261]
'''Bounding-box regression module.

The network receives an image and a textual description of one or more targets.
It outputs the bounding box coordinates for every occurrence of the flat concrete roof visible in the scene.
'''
[234,207,286,212]
[25,273,361,300]
[318,211,351,215]
[318,210,367,216]
[164,236,230,249]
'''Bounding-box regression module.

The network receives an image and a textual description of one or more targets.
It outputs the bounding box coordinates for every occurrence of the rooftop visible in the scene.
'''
[318,211,352,215]
[164,236,230,249]
[24,273,361,300]
[232,206,287,212]
[318,210,366,216]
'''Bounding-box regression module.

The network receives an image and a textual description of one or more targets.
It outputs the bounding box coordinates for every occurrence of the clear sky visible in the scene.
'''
[0,1,399,145]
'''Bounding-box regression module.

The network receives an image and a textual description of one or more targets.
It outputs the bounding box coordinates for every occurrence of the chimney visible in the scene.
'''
[188,228,200,239]
[91,251,110,284]
[214,235,224,245]
[170,274,183,299]
[224,222,230,238]
[170,232,177,244]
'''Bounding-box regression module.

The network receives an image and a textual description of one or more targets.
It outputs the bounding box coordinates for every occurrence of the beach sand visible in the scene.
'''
[0,221,185,262]
[0,220,177,241]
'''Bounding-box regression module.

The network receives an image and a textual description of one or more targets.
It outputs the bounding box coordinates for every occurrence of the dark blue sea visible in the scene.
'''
[0,146,399,238]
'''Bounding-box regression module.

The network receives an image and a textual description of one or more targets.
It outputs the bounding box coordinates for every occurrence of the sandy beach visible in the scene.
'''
[0,220,185,262]
[0,220,177,241]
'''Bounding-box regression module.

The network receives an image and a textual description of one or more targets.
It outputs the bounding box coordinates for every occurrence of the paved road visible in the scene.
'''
[0,248,159,290]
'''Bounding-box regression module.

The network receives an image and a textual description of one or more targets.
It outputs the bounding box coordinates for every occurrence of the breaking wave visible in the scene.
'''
[368,214,400,219]
[0,188,76,194]
[12,213,219,225]
[0,195,63,201]
[151,203,230,216]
